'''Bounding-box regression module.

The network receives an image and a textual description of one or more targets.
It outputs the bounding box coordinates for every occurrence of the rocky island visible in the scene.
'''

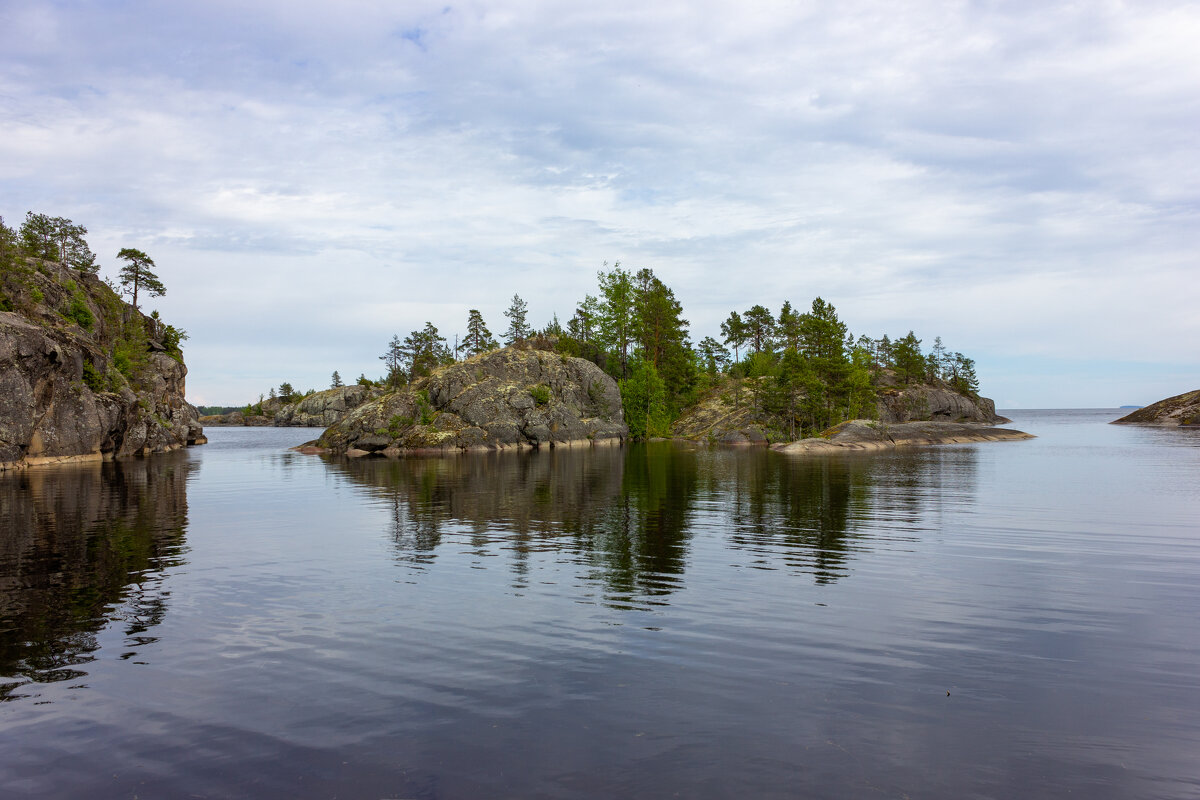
[200,383,386,428]
[312,346,627,455]
[1112,390,1200,426]
[0,243,204,470]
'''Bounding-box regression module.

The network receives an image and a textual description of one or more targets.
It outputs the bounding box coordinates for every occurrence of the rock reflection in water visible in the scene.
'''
[327,443,977,598]
[327,444,701,602]
[0,454,192,700]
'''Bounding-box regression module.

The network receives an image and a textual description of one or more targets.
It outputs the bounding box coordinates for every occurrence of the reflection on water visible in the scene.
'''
[0,455,191,699]
[328,442,980,593]
[2,418,1199,800]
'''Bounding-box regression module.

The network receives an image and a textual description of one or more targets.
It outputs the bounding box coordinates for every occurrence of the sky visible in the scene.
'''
[2,0,1197,408]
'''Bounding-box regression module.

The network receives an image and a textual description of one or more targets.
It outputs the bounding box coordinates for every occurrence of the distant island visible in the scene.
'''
[1112,390,1200,426]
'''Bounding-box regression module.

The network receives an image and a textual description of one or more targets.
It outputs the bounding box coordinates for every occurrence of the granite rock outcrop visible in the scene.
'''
[316,347,627,454]
[1112,390,1200,426]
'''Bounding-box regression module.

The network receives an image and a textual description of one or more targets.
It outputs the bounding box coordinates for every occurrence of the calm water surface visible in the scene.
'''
[1,411,1198,798]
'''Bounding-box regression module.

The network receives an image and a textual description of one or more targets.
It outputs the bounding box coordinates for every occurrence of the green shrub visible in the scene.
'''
[415,390,435,425]
[66,293,93,330]
[82,361,105,392]
[30,287,44,304]
[530,384,551,406]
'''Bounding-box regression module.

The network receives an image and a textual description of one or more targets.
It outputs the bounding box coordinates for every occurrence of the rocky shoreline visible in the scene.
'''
[1112,390,1200,427]
[772,420,1034,455]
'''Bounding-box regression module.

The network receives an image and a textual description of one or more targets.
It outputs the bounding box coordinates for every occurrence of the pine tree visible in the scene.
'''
[502,294,531,345]
[463,309,498,355]
[331,370,343,388]
[380,334,406,387]
[742,304,776,355]
[776,300,801,354]
[892,331,924,384]
[720,311,747,365]
[116,248,165,311]
[596,265,636,378]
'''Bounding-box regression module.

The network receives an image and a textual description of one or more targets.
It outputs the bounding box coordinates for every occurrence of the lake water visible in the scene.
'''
[1,410,1198,799]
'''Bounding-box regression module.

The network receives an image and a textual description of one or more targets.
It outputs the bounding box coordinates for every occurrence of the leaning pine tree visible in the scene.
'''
[116,247,166,311]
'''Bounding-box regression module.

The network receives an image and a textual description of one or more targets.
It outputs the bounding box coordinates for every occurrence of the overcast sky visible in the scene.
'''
[2,1,1197,407]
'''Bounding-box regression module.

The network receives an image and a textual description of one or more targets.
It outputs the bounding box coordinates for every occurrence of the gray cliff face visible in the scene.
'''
[318,348,627,453]
[0,260,204,470]
[875,383,1004,424]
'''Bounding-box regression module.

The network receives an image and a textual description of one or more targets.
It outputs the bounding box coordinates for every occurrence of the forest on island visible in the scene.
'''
[371,264,981,440]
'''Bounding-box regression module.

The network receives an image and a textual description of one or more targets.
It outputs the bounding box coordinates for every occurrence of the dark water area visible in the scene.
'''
[1,412,1198,799]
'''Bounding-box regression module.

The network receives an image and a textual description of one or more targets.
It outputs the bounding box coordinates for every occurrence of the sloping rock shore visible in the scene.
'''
[672,372,1008,445]
[1112,390,1200,426]
[314,347,627,454]
[772,420,1033,455]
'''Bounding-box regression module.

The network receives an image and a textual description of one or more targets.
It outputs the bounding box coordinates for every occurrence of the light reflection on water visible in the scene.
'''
[1,413,1198,799]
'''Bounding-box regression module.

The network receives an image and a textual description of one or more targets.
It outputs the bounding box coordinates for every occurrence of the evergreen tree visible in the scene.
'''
[568,295,599,342]
[380,334,406,387]
[543,312,563,336]
[331,370,343,388]
[720,311,747,365]
[116,247,165,311]
[596,264,636,379]
[930,336,948,380]
[404,322,452,378]
[278,382,295,402]
[697,336,729,375]
[18,212,97,272]
[949,353,979,396]
[742,304,775,355]
[619,358,670,440]
[502,294,531,345]
[18,212,58,261]
[463,309,498,355]
[632,267,692,409]
[892,331,924,384]
[776,300,801,354]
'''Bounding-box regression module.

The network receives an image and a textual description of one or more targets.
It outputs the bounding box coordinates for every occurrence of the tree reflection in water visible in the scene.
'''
[329,443,979,600]
[0,454,193,700]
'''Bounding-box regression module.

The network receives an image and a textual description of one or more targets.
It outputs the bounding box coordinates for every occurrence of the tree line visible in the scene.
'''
[1,211,169,314]
[371,263,982,440]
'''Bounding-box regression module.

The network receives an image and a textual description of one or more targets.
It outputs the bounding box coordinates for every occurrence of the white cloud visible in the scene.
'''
[2,0,1198,406]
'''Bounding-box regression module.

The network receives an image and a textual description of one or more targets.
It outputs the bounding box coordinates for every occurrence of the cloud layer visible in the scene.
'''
[2,1,1197,406]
